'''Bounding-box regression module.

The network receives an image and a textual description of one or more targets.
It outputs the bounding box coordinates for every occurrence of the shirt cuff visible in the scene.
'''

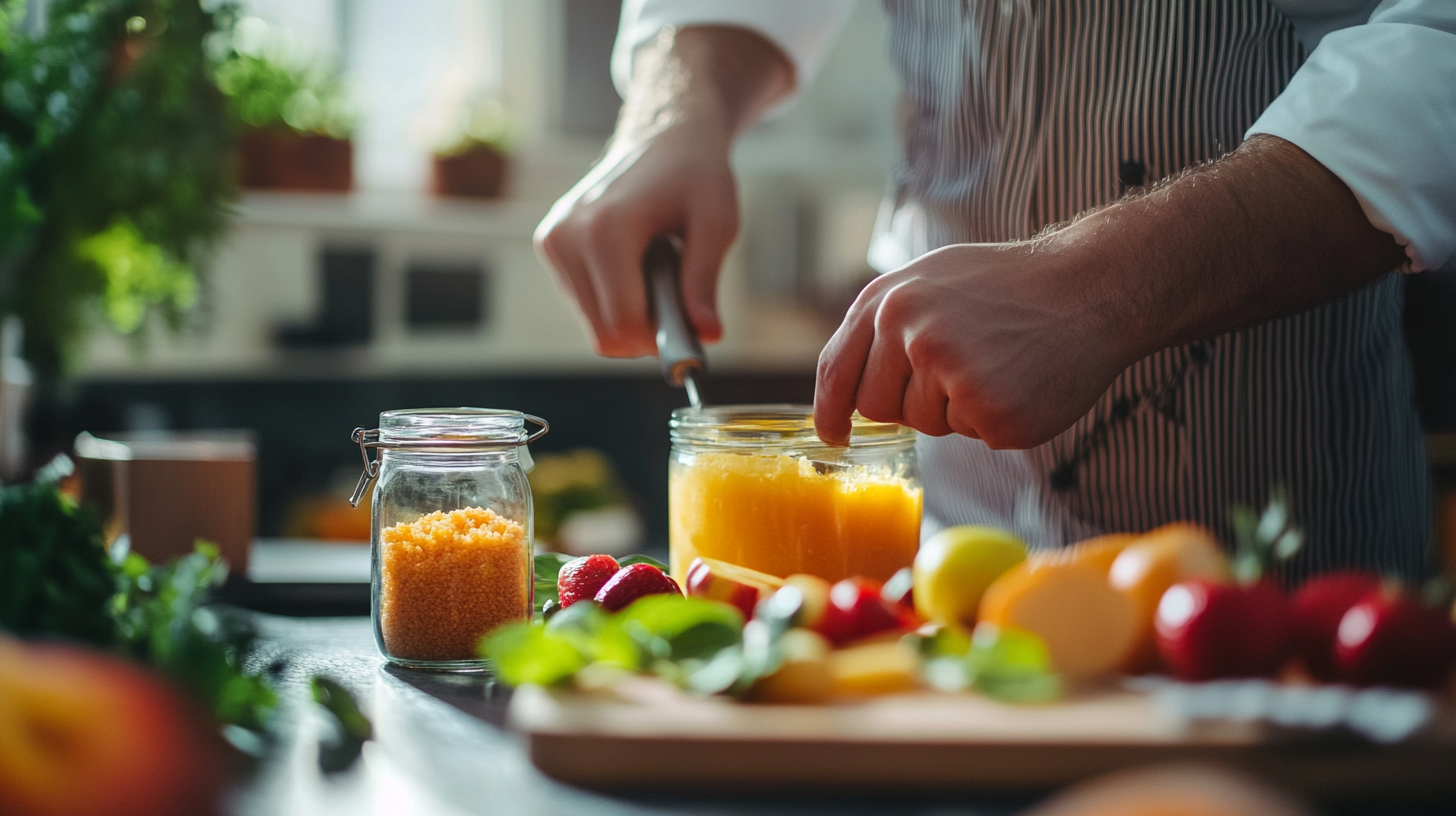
[611,0,855,108]
[1246,22,1456,273]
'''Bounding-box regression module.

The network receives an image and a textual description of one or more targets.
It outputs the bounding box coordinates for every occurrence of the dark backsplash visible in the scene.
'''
[46,372,815,543]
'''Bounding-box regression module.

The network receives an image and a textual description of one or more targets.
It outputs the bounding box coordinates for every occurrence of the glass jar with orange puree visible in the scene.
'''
[668,405,921,584]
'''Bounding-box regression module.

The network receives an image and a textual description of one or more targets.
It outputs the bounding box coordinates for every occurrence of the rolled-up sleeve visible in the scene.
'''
[1247,0,1456,273]
[611,0,856,105]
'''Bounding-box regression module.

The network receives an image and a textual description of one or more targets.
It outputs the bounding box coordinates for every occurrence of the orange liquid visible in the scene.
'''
[669,451,922,583]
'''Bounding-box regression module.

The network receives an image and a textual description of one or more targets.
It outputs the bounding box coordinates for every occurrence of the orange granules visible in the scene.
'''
[379,506,530,662]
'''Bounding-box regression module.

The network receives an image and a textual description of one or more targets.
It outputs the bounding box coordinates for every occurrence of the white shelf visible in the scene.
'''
[232,191,549,238]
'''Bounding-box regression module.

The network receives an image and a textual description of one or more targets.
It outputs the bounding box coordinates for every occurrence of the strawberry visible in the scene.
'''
[594,564,682,612]
[557,554,620,609]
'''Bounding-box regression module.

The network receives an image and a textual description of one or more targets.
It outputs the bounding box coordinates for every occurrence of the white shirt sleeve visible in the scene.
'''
[611,0,856,106]
[1247,0,1456,273]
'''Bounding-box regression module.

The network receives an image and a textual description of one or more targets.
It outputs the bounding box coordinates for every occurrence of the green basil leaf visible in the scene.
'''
[976,671,1063,704]
[964,624,1063,703]
[480,621,588,686]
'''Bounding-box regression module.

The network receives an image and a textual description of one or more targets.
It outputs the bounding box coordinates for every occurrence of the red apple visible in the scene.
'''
[0,640,224,816]
[1335,589,1456,688]
[1288,570,1381,681]
[784,574,857,645]
[1155,579,1289,681]
[684,557,785,620]
[829,577,910,644]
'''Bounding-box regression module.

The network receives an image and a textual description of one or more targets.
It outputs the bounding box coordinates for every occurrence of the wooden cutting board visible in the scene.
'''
[509,679,1456,796]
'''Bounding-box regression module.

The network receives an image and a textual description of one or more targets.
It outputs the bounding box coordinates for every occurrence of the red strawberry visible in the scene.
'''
[1288,570,1380,681]
[594,564,682,612]
[557,554,620,609]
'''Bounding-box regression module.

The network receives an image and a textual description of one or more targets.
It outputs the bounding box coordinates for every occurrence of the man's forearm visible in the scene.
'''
[615,26,795,147]
[1045,135,1407,365]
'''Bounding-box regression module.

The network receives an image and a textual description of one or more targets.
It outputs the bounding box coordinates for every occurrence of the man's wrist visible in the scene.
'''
[616,25,793,147]
[1032,135,1404,366]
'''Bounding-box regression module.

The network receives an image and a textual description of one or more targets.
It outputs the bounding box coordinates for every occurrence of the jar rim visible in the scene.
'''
[669,404,914,447]
[380,407,526,443]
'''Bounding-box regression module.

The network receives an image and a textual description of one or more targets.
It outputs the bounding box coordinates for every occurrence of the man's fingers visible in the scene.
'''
[814,288,885,446]
[680,199,736,345]
[581,214,656,358]
[902,369,953,436]
[536,223,612,349]
[856,332,910,425]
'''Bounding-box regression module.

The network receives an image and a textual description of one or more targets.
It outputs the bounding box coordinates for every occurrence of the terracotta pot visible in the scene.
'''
[238,128,353,193]
[431,146,509,199]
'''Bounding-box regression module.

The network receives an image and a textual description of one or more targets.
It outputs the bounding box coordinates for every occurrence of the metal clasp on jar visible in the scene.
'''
[348,415,549,507]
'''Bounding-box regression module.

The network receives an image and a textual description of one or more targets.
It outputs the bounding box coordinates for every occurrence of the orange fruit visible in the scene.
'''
[1108,523,1230,673]
[979,555,1138,679]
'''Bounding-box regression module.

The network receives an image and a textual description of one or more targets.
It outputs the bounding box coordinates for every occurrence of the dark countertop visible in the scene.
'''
[230,613,1453,816]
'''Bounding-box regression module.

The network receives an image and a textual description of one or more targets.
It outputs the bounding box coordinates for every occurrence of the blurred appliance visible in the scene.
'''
[74,431,256,573]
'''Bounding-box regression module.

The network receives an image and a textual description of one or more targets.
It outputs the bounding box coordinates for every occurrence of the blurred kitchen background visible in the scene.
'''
[6,0,1456,600]
[9,0,897,585]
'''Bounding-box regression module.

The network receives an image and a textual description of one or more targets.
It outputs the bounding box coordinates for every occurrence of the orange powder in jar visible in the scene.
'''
[379,506,529,662]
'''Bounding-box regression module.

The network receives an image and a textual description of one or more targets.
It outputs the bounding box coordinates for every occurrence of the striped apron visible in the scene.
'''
[874,0,1433,583]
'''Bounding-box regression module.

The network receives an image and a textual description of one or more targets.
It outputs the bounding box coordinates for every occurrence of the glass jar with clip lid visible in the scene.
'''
[350,408,548,671]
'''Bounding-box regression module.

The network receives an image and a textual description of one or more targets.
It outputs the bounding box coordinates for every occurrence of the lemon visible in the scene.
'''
[913,525,1027,630]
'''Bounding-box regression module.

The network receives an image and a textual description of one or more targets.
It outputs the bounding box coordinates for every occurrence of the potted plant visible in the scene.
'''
[212,20,355,193]
[0,0,236,383]
[431,97,514,200]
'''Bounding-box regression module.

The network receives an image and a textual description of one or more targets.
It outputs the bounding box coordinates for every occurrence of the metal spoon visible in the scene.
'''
[644,235,705,408]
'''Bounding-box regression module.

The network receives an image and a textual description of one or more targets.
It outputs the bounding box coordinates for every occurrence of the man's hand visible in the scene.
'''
[534,27,792,358]
[814,243,1136,448]
[815,135,1406,447]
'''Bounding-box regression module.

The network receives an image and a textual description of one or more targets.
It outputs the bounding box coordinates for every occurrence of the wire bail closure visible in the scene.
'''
[348,414,549,507]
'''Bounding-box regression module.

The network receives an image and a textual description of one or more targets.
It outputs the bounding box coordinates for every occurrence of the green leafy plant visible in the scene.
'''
[0,0,238,375]
[1228,485,1304,583]
[433,96,513,157]
[211,17,353,138]
[0,459,370,768]
[0,472,115,644]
